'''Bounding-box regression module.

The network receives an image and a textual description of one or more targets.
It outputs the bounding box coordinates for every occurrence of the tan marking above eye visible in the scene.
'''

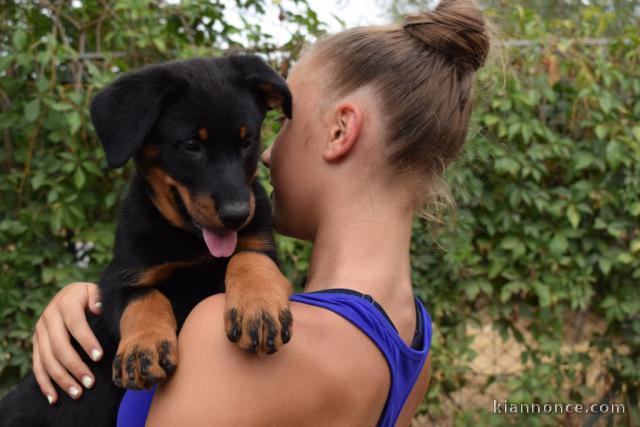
[239,126,247,139]
[198,127,208,141]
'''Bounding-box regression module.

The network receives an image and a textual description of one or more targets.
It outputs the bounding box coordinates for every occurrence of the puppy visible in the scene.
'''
[0,54,293,426]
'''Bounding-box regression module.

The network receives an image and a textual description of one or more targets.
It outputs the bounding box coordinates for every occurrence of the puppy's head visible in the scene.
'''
[90,55,291,257]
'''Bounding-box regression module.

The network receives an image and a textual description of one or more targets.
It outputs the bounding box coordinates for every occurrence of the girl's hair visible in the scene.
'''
[309,0,490,225]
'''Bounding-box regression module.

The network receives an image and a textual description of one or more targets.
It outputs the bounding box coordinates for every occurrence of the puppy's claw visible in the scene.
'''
[113,336,177,389]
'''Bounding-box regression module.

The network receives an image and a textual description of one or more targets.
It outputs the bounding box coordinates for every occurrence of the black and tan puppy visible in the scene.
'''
[0,54,293,426]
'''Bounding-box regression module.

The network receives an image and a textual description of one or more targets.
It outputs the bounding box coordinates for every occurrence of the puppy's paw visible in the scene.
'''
[224,294,292,356]
[224,251,293,356]
[113,334,178,390]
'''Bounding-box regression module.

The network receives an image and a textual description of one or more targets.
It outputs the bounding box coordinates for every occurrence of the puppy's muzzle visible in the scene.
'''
[218,202,250,230]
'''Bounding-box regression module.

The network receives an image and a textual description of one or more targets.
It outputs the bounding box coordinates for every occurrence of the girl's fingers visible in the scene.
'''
[32,334,57,405]
[85,283,102,315]
[37,318,84,399]
[61,304,103,363]
[46,311,95,390]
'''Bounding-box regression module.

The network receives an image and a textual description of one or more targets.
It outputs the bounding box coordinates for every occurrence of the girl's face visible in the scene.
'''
[261,56,326,240]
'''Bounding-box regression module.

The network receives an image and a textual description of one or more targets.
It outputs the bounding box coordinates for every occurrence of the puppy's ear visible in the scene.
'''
[230,55,292,119]
[90,65,187,168]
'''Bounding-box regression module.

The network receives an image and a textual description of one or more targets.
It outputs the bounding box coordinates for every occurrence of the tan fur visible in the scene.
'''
[145,168,186,229]
[116,290,178,389]
[237,234,273,252]
[258,82,285,109]
[197,127,208,141]
[224,252,292,355]
[138,261,190,286]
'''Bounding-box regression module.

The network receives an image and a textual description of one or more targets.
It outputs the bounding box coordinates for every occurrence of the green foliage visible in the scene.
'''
[1,1,638,426]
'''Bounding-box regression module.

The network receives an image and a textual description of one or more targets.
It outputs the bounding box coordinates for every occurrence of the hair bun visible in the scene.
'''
[402,0,489,72]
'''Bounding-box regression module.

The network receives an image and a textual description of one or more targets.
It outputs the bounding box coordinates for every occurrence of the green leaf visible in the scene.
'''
[566,205,580,229]
[73,167,86,189]
[483,114,499,126]
[599,96,612,114]
[24,99,40,123]
[68,111,82,134]
[31,172,46,190]
[49,207,63,232]
[594,125,606,139]
[601,296,616,309]
[598,258,612,276]
[82,161,102,176]
[495,158,519,175]
[549,234,568,257]
[47,190,59,203]
[13,30,27,50]
[533,282,551,307]
[574,151,595,170]
[605,140,624,169]
[36,78,49,93]
[617,253,634,264]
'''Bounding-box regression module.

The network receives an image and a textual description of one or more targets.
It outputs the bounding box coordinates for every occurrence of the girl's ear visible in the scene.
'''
[323,103,363,162]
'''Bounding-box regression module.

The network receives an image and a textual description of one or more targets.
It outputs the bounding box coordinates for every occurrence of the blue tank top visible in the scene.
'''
[117,289,432,427]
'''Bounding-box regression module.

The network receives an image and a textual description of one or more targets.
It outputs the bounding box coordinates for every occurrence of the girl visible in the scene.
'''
[30,0,490,425]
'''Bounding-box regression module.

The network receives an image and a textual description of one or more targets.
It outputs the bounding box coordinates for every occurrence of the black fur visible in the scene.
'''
[0,54,291,426]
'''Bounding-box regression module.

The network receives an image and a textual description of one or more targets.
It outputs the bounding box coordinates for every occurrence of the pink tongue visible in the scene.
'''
[202,229,238,258]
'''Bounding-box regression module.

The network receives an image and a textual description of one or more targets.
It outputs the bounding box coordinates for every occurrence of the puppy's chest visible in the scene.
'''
[155,261,228,330]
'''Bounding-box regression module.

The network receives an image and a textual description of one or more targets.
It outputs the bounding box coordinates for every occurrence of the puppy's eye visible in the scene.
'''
[240,139,252,151]
[179,139,200,152]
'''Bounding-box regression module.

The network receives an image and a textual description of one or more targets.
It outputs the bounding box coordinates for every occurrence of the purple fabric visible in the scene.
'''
[289,292,432,426]
[116,291,432,427]
[116,384,156,427]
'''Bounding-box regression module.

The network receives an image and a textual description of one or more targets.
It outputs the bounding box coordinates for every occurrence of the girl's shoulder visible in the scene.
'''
[145,294,389,426]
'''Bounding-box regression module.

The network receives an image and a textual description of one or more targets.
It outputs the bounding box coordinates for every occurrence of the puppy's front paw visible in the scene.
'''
[113,334,178,390]
[224,252,293,356]
[224,295,292,356]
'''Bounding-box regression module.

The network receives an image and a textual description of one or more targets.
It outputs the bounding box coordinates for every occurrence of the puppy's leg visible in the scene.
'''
[224,244,293,356]
[113,289,178,390]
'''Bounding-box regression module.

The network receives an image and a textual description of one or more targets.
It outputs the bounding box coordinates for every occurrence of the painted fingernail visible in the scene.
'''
[68,386,80,398]
[91,348,102,361]
[95,301,102,309]
[47,394,54,405]
[81,375,94,389]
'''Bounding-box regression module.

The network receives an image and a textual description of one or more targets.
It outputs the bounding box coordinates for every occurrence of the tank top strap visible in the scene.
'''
[289,291,432,427]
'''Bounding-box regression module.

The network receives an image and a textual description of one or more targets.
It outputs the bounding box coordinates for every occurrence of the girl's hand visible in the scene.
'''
[32,282,103,404]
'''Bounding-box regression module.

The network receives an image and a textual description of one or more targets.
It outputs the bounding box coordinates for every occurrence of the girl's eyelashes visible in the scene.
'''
[276,113,287,126]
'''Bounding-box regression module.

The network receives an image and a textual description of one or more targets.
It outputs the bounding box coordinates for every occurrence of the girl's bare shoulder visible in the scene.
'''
[146,294,389,426]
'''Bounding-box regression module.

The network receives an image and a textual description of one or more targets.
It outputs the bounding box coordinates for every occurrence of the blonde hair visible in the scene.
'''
[307,0,490,228]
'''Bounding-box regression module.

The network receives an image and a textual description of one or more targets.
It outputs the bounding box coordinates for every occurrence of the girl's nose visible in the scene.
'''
[261,145,272,168]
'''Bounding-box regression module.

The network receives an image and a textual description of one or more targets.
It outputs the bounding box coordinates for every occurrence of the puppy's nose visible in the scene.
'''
[218,203,250,230]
